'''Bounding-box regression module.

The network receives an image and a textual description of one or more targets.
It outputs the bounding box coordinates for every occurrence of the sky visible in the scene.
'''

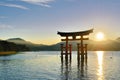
[0,0,120,45]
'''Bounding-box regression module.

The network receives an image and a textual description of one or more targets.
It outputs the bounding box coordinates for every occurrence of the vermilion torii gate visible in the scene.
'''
[57,29,93,62]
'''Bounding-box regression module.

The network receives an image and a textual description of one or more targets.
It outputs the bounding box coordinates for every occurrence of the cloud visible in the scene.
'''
[0,0,55,10]
[0,23,14,29]
[21,0,55,7]
[21,0,54,4]
[0,2,29,10]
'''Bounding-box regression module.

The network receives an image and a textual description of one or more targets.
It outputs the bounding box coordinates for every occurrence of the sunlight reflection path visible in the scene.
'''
[96,51,104,80]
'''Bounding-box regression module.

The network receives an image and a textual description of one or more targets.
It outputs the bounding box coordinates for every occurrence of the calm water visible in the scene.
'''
[0,51,120,80]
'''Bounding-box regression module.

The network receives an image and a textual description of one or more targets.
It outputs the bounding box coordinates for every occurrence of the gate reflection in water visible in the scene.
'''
[61,56,88,80]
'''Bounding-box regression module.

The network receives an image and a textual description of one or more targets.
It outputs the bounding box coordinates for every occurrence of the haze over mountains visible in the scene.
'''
[6,38,120,51]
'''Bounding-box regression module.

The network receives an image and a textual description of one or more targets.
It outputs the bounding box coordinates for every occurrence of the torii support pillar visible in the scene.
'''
[60,43,72,62]
[77,43,88,64]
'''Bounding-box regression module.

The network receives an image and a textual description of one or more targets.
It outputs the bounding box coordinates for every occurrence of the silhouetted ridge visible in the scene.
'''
[7,38,25,41]
[116,37,120,40]
[7,38,34,45]
[5,37,120,51]
[0,40,29,52]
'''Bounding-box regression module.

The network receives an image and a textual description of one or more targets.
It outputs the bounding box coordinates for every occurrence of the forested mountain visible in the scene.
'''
[0,40,29,52]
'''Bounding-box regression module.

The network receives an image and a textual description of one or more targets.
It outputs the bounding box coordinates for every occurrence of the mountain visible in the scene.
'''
[116,37,120,41]
[28,40,120,51]
[116,37,120,44]
[87,40,120,51]
[7,38,25,41]
[7,38,46,50]
[0,40,29,52]
[7,38,34,45]
[41,39,120,51]
[6,37,120,51]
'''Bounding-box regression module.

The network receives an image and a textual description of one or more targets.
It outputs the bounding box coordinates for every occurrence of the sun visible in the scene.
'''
[96,32,105,41]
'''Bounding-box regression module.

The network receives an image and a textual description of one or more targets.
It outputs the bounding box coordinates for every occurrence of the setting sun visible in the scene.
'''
[96,32,105,41]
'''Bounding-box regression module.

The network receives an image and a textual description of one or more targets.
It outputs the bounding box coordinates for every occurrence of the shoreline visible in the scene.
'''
[0,51,17,56]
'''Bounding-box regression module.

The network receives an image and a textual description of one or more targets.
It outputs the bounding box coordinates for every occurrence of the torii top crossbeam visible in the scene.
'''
[57,29,93,41]
[57,29,93,37]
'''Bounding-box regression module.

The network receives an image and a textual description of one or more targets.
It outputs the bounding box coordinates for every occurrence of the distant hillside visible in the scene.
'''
[6,37,120,51]
[33,39,120,51]
[7,38,46,50]
[45,40,120,51]
[116,37,120,41]
[7,38,35,46]
[0,40,29,52]
[7,38,25,41]
[87,40,120,51]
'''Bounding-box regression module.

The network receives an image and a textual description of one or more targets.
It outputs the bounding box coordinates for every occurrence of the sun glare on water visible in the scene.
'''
[96,32,105,41]
[96,51,104,80]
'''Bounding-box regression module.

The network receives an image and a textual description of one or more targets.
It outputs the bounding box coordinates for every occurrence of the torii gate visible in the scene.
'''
[57,29,93,62]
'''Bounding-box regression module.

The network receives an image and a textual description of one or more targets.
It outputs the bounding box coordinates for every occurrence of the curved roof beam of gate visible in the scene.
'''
[57,29,93,37]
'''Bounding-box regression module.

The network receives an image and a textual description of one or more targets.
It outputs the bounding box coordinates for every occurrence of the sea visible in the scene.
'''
[0,51,120,80]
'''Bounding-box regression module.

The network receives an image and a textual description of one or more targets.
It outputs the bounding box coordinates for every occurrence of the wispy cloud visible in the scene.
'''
[0,2,29,10]
[0,0,55,10]
[21,0,55,7]
[0,23,14,29]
